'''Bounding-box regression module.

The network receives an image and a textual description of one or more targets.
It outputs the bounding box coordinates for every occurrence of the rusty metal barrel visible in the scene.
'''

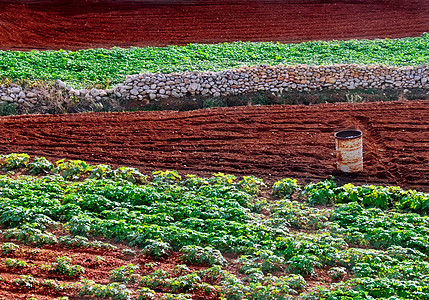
[334,130,363,173]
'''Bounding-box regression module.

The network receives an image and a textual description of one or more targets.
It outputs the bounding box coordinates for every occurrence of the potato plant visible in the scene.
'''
[0,154,428,299]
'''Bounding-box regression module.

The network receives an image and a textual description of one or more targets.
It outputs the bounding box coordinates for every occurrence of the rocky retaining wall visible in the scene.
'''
[1,64,428,113]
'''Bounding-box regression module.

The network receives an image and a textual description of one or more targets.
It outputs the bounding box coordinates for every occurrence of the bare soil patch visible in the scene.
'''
[0,0,428,50]
[0,100,428,191]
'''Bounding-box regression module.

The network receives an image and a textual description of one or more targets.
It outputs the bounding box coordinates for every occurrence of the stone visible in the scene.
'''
[1,96,13,102]
[10,87,21,93]
[21,101,34,108]
[56,80,67,89]
[421,77,428,85]
[149,93,157,100]
[18,91,26,98]
[171,91,180,98]
[26,92,37,98]
[90,88,100,97]
[188,83,200,92]
[130,88,139,95]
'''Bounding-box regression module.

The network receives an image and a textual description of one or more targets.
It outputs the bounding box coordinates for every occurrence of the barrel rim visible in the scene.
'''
[334,129,363,140]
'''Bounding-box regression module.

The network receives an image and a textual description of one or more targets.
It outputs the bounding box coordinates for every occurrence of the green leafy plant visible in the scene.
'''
[286,254,321,276]
[302,179,337,205]
[1,156,429,299]
[14,274,38,289]
[160,293,192,300]
[137,287,156,300]
[152,170,181,185]
[173,264,191,276]
[54,159,91,180]
[110,264,140,283]
[3,258,29,268]
[141,239,172,258]
[114,167,146,184]
[0,153,30,171]
[272,178,301,198]
[140,269,170,289]
[3,225,58,246]
[58,235,116,250]
[399,190,429,211]
[89,164,114,180]
[238,176,266,196]
[180,245,227,266]
[121,248,137,256]
[51,256,85,277]
[28,157,54,175]
[209,172,237,186]
[1,242,19,254]
[78,278,132,299]
[166,272,202,293]
[327,267,347,280]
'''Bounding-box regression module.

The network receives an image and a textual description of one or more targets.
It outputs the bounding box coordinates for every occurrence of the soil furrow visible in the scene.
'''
[0,100,427,191]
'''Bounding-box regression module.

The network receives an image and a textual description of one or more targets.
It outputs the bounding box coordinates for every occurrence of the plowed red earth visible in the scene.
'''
[0,100,428,191]
[0,0,428,51]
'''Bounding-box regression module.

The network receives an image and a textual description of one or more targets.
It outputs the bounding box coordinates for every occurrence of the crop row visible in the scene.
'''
[1,153,429,299]
[0,34,428,88]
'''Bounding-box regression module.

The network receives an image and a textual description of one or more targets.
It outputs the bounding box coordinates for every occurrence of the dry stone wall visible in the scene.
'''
[1,64,428,112]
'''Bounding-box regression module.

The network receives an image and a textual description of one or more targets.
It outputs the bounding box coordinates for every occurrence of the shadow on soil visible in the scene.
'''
[1,88,428,116]
[125,88,429,112]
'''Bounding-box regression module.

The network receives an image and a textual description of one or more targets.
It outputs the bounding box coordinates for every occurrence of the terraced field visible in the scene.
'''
[0,0,428,299]
[1,0,428,50]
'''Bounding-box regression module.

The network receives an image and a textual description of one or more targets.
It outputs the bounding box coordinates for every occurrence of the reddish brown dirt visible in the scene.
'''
[0,232,344,300]
[0,100,428,191]
[0,0,428,51]
[0,233,221,299]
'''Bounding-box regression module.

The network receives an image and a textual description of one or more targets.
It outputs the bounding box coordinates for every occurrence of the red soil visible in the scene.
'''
[0,0,428,51]
[0,234,220,299]
[0,100,428,191]
[0,232,337,300]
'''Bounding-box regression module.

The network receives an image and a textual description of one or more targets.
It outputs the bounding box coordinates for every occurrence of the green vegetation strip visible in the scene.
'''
[1,153,429,299]
[0,34,428,88]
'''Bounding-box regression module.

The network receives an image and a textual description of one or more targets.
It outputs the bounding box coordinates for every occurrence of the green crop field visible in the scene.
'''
[0,34,428,88]
[0,153,428,299]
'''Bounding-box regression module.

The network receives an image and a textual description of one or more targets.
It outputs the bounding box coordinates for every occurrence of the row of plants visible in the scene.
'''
[0,34,428,87]
[0,153,429,299]
[2,153,428,213]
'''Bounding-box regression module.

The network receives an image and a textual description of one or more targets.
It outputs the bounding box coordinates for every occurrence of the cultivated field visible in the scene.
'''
[0,100,428,191]
[0,0,428,299]
[0,0,429,50]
